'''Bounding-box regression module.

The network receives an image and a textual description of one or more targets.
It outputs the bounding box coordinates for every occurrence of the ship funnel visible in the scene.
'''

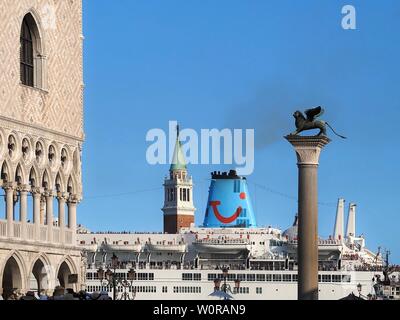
[346,203,356,238]
[203,170,257,228]
[333,198,345,241]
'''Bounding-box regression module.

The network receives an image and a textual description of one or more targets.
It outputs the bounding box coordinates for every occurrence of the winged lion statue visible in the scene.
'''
[289,106,346,139]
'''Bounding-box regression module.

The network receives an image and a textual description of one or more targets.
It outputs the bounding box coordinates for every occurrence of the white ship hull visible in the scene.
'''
[85,268,378,300]
[79,200,384,300]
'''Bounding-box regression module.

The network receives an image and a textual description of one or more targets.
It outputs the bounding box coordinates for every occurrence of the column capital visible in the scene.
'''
[57,191,69,201]
[17,184,31,193]
[44,190,55,198]
[285,135,331,165]
[2,182,17,191]
[68,193,80,204]
[31,187,44,196]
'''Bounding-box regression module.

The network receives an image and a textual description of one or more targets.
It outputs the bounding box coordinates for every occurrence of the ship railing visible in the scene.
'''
[288,239,341,245]
[146,241,186,246]
[93,231,164,234]
[353,265,385,272]
[194,239,251,245]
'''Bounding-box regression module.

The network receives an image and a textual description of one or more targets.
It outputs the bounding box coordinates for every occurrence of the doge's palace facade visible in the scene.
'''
[0,0,84,298]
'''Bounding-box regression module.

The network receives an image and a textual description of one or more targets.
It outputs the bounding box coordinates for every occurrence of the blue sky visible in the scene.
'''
[81,0,400,262]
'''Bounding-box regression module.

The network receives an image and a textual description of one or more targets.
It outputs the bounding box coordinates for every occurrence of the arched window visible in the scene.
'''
[20,15,34,86]
[20,13,45,89]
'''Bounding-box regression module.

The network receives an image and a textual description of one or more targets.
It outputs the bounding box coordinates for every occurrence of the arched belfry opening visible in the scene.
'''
[20,13,45,89]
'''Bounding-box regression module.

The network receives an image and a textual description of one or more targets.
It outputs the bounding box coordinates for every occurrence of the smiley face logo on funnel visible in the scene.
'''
[203,170,257,228]
[209,192,246,224]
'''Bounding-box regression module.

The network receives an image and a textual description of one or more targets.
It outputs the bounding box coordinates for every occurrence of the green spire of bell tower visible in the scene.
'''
[170,124,187,171]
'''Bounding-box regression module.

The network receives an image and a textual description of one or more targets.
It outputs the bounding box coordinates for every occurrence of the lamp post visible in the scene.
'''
[357,283,362,298]
[97,253,136,300]
[234,279,241,293]
[222,267,228,295]
[213,279,221,291]
[213,267,240,299]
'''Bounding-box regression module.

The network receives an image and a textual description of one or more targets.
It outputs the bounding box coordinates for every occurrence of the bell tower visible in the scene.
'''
[162,126,195,233]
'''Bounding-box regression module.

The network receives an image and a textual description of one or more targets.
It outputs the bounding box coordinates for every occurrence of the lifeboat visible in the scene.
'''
[103,243,142,252]
[80,243,99,252]
[146,243,187,253]
[193,239,251,254]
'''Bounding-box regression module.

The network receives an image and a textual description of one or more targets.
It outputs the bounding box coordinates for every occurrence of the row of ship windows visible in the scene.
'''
[208,274,351,283]
[182,273,202,281]
[234,287,251,294]
[86,286,157,293]
[86,272,155,281]
[86,285,201,294]
[390,287,400,295]
[86,286,348,295]
[87,272,351,283]
[172,286,201,294]
[162,286,253,294]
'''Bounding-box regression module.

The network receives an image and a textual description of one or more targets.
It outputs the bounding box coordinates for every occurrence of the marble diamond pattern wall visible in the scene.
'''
[0,0,84,140]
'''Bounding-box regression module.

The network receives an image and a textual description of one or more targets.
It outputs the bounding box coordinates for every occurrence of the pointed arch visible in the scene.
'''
[29,166,39,187]
[55,172,65,193]
[42,169,51,190]
[21,9,45,50]
[56,256,78,291]
[67,175,75,194]
[1,160,11,182]
[28,253,55,293]
[0,250,27,279]
[15,163,26,185]
[0,250,27,297]
[28,253,51,274]
[55,255,78,276]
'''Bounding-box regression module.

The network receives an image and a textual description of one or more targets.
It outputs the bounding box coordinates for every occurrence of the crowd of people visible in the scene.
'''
[341,253,360,261]
[388,265,400,272]
[0,287,112,300]
[354,264,384,272]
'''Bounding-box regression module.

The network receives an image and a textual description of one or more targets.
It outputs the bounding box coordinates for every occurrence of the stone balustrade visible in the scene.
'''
[0,219,74,245]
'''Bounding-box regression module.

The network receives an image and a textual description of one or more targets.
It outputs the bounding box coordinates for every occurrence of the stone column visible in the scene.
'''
[19,184,30,239]
[67,195,78,245]
[4,182,16,238]
[45,191,54,242]
[32,187,43,241]
[285,135,330,300]
[57,192,67,244]
[40,195,46,225]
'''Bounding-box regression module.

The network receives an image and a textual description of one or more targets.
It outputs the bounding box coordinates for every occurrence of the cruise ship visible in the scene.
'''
[77,133,387,300]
